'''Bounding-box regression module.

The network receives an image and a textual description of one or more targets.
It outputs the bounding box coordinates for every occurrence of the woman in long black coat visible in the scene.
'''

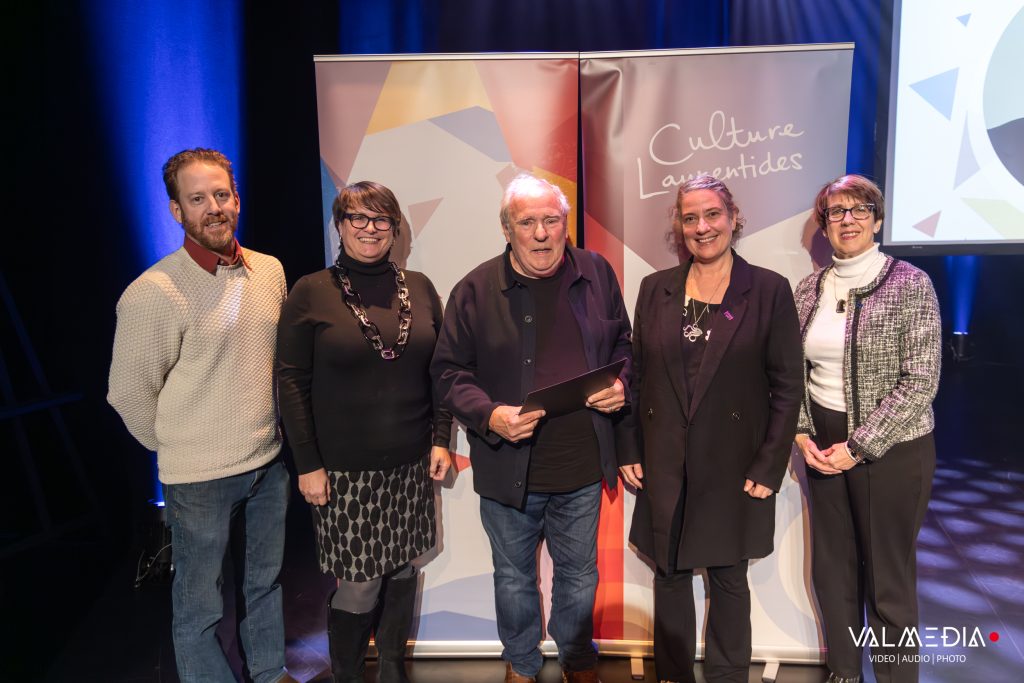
[618,175,804,683]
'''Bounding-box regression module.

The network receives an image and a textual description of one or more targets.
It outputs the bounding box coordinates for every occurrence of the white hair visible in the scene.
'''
[499,174,571,229]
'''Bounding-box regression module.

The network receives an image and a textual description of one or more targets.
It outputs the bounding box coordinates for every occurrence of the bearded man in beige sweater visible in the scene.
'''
[108,148,297,683]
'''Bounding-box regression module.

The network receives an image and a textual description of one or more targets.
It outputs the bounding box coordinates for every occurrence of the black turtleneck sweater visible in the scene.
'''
[277,250,452,474]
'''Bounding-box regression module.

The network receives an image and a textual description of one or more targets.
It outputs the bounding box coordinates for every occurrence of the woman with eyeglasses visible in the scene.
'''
[618,175,803,683]
[794,175,940,683]
[277,181,451,683]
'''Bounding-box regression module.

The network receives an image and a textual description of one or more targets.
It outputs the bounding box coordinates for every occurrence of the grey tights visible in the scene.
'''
[330,563,415,613]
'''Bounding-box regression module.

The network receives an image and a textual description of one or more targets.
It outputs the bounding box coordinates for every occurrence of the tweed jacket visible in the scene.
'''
[794,254,940,461]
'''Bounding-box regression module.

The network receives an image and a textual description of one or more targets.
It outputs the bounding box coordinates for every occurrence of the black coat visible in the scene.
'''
[431,246,633,508]
[619,253,803,571]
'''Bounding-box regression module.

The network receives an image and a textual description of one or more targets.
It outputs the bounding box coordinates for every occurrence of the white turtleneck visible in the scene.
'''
[804,244,886,412]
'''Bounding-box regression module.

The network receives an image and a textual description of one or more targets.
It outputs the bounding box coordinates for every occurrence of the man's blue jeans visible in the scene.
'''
[479,481,602,677]
[164,458,290,683]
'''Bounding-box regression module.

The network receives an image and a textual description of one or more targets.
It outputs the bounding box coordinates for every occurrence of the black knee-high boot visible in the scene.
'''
[374,570,418,683]
[327,591,375,683]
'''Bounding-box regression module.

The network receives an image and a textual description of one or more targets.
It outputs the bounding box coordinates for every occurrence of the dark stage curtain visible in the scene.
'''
[334,0,877,175]
[338,0,729,54]
[730,0,887,178]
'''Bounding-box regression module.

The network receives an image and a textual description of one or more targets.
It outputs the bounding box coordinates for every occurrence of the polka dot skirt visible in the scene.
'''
[314,455,436,581]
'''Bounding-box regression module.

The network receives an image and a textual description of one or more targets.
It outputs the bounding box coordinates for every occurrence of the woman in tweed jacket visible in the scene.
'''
[793,175,940,683]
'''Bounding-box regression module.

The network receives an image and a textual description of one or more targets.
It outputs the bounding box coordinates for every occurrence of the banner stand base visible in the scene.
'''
[629,657,644,679]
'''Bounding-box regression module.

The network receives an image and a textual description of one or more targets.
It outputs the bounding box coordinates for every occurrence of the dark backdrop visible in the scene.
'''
[4,1,1019,677]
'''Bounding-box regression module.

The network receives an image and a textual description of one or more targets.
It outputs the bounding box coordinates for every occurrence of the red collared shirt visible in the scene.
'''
[183,235,251,274]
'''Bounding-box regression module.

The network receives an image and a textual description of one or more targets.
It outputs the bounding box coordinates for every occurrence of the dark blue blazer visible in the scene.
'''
[431,245,633,508]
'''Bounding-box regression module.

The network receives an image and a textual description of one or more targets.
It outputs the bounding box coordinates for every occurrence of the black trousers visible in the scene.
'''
[807,403,935,683]
[653,561,751,683]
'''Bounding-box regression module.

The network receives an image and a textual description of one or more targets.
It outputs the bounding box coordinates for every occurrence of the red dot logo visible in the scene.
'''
[989,632,1000,642]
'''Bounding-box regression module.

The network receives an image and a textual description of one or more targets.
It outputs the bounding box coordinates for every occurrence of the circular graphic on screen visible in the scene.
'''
[984,6,1024,186]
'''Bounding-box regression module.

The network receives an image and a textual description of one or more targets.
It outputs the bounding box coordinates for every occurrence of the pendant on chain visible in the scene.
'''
[683,323,703,342]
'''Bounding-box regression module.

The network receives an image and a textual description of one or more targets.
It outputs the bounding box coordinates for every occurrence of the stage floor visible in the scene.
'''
[31,361,1024,682]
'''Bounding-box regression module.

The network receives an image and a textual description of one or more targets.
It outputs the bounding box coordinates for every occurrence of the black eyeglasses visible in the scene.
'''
[825,204,875,222]
[344,213,396,231]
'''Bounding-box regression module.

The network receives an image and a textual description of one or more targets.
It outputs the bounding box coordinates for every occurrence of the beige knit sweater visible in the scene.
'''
[108,247,287,484]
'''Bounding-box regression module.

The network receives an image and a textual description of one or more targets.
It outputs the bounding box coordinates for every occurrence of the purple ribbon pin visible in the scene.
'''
[724,310,734,321]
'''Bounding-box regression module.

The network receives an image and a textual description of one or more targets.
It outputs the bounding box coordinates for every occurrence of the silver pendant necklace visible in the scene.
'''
[682,297,711,342]
[682,265,728,343]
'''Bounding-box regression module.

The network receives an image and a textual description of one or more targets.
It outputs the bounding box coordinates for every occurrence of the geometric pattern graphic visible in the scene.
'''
[368,61,492,135]
[913,211,942,238]
[910,68,959,120]
[407,197,444,238]
[955,122,980,188]
[888,0,1024,248]
[414,573,502,639]
[430,106,512,162]
[316,55,584,648]
[317,58,578,251]
[988,118,1024,186]
[985,6,1024,186]
[320,159,340,258]
[475,59,579,181]
[963,198,1024,238]
[315,60,391,187]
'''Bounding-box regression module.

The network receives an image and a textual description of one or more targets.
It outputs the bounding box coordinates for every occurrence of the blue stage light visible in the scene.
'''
[945,254,978,335]
[151,452,164,506]
[86,0,244,270]
[87,0,243,500]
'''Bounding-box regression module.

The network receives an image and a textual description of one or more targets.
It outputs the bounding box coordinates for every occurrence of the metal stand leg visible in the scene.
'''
[762,660,780,682]
[630,656,645,680]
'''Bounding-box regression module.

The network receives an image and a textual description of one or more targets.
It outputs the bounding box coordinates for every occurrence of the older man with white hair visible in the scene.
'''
[431,174,632,683]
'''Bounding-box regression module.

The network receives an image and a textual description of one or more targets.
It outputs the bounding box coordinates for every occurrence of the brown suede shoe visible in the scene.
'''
[505,661,537,682]
[562,668,602,683]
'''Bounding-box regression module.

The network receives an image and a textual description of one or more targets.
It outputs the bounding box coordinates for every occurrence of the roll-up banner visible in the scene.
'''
[314,45,853,662]
[580,44,854,663]
[313,53,582,655]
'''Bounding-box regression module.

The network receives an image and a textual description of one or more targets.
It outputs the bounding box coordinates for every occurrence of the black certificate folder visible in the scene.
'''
[520,358,627,418]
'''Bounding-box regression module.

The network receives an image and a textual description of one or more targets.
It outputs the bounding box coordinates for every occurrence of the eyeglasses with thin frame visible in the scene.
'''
[343,213,396,231]
[825,204,875,222]
[513,216,565,232]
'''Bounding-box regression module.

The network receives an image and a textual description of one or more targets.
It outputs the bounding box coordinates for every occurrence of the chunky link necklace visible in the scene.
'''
[331,261,412,361]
